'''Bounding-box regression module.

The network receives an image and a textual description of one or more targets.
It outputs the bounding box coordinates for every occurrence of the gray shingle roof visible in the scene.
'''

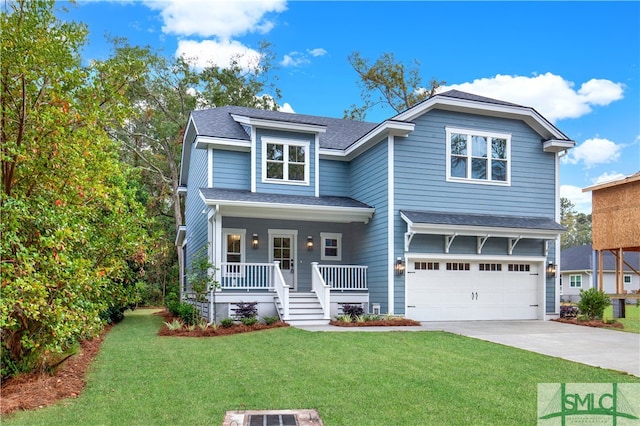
[401,210,565,231]
[435,89,527,108]
[190,106,378,150]
[561,245,640,271]
[200,188,372,209]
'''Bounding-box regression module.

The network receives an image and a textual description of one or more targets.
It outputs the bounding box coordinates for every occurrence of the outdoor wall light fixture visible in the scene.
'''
[546,262,556,279]
[395,257,405,276]
[307,236,314,251]
[252,234,259,249]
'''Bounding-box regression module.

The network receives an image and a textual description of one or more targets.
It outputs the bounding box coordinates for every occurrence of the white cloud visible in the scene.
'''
[592,171,626,185]
[440,73,624,123]
[281,52,309,67]
[278,102,295,113]
[177,39,262,70]
[562,137,622,168]
[560,185,593,214]
[145,0,287,40]
[308,48,327,57]
[280,48,327,67]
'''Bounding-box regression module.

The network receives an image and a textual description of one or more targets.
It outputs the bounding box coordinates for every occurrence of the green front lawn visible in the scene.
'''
[5,309,639,426]
[604,304,640,333]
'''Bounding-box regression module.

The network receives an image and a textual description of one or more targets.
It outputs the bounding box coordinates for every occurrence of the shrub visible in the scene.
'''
[164,319,184,330]
[220,318,235,328]
[560,305,578,318]
[173,302,199,326]
[335,314,352,323]
[233,302,258,320]
[241,316,258,326]
[341,304,364,317]
[577,288,611,320]
[263,316,279,325]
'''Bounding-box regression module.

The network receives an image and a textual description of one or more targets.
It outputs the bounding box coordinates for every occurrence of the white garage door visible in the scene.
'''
[406,260,540,321]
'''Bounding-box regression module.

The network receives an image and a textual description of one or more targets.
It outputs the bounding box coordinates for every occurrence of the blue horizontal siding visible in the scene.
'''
[213,150,250,190]
[319,159,350,197]
[394,109,556,217]
[184,147,209,283]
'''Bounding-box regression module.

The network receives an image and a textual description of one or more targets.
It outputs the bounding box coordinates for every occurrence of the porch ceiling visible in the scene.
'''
[200,188,375,223]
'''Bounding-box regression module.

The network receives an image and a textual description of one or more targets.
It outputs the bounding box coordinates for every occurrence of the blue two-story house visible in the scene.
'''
[176,90,574,325]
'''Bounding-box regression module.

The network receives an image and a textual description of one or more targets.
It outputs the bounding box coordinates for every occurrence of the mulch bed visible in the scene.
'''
[553,317,624,329]
[329,318,422,327]
[1,325,111,416]
[156,310,290,337]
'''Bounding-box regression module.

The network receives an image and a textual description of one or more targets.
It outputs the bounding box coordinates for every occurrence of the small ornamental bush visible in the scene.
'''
[263,316,279,325]
[341,304,364,317]
[220,318,235,328]
[233,302,258,320]
[175,302,200,326]
[241,316,259,326]
[577,288,611,320]
[560,305,578,318]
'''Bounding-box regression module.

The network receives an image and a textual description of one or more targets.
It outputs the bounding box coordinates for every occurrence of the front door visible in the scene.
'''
[271,233,296,290]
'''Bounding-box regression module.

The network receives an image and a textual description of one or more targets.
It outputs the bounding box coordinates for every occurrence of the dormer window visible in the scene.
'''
[262,137,309,185]
[445,127,511,185]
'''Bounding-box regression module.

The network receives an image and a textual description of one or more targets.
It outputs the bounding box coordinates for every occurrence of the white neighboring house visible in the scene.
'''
[560,245,640,302]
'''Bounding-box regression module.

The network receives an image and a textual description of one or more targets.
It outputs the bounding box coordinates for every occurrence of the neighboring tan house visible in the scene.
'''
[177,90,574,325]
[560,245,640,302]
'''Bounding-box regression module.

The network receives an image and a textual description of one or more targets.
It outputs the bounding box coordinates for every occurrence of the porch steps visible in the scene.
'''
[275,292,329,326]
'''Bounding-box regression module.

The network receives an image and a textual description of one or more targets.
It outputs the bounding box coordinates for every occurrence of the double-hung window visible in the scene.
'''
[569,275,582,288]
[320,232,342,261]
[262,137,309,185]
[446,127,510,185]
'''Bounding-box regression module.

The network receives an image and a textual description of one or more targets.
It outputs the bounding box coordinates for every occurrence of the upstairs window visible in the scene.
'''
[262,137,309,185]
[446,127,510,185]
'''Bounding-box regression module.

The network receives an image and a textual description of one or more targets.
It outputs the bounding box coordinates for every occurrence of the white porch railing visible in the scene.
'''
[272,261,290,320]
[311,262,331,320]
[219,262,275,290]
[318,265,368,291]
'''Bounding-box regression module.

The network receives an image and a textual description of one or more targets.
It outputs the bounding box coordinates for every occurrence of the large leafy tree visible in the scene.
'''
[1,0,153,377]
[560,197,592,250]
[113,43,281,302]
[344,51,445,120]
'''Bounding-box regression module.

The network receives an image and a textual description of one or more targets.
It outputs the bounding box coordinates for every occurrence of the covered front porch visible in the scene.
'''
[186,262,369,325]
[191,188,376,324]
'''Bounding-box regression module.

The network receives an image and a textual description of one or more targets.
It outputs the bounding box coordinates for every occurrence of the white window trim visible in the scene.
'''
[445,126,511,186]
[261,136,310,186]
[569,274,582,288]
[222,228,246,277]
[320,232,342,261]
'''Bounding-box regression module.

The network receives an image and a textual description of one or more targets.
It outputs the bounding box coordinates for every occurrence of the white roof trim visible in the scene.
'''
[199,194,374,224]
[318,120,415,160]
[543,139,576,153]
[195,135,251,151]
[395,96,569,141]
[231,114,327,134]
[401,212,562,240]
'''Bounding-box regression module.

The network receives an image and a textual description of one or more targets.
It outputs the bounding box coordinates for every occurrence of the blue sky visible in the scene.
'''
[62,1,639,213]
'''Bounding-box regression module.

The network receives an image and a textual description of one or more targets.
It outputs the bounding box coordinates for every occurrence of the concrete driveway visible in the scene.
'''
[420,320,640,377]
